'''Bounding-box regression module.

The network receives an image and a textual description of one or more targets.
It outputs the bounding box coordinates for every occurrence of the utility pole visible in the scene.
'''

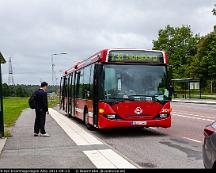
[8,57,16,96]
[51,52,67,87]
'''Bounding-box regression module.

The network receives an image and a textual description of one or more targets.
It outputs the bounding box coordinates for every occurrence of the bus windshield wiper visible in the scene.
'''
[128,95,155,97]
[128,95,165,103]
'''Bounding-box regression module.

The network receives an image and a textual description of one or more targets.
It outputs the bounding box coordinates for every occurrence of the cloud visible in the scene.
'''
[0,0,215,84]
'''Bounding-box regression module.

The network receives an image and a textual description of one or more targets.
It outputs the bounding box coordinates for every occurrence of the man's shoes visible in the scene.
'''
[40,133,50,137]
[34,133,50,137]
[34,133,39,137]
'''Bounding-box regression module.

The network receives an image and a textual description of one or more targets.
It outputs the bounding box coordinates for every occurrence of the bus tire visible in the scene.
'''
[84,111,94,131]
[68,113,72,118]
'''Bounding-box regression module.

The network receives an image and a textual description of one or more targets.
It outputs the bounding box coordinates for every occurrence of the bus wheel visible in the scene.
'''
[84,112,94,131]
[68,113,72,118]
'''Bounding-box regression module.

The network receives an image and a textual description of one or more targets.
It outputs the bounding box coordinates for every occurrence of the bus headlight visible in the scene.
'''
[99,108,105,114]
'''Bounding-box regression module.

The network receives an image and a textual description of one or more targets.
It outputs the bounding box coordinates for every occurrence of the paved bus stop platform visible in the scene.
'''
[0,108,137,169]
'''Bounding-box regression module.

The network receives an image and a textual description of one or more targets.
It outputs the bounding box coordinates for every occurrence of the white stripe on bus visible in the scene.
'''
[75,107,93,117]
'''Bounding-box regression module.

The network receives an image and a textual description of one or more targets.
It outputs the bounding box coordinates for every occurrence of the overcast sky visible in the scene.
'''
[0,0,215,85]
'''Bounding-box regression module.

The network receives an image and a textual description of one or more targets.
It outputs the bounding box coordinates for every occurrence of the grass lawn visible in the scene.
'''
[3,97,29,137]
[48,96,59,108]
[3,96,59,137]
[3,97,29,128]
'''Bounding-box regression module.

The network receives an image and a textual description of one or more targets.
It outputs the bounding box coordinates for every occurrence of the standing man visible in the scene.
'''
[34,82,49,137]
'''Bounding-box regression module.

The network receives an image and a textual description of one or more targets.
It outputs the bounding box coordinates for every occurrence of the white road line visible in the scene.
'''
[182,137,202,143]
[83,149,136,169]
[173,112,215,119]
[83,150,116,168]
[172,113,215,122]
[49,108,103,145]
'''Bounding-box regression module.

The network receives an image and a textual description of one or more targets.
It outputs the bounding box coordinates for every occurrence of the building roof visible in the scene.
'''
[0,52,6,64]
[171,78,200,82]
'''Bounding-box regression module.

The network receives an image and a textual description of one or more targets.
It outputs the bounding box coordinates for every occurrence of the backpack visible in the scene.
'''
[28,93,36,109]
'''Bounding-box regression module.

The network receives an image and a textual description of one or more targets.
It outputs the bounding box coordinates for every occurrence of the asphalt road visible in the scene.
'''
[169,102,216,142]
[83,102,216,168]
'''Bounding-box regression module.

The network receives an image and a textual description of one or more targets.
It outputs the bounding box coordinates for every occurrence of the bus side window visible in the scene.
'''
[75,71,81,98]
[69,73,73,100]
[63,76,67,98]
[89,64,95,99]
[71,72,74,98]
[80,69,84,99]
[59,77,63,107]
[83,65,91,99]
[104,67,117,98]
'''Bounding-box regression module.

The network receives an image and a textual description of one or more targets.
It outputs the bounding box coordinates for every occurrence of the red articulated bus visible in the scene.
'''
[60,48,172,130]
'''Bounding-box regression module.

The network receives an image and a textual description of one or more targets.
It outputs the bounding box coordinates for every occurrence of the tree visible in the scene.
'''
[2,83,10,96]
[190,29,216,88]
[153,25,200,79]
[213,4,216,16]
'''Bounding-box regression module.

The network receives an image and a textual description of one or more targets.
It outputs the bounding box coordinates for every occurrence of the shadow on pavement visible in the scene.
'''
[95,127,168,138]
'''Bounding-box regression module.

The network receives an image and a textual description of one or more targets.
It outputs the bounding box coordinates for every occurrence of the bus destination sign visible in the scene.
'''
[108,50,164,63]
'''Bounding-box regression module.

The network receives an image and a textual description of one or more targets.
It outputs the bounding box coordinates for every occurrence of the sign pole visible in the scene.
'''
[0,62,4,137]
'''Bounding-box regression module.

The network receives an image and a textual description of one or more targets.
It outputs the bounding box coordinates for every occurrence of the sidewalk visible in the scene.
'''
[0,108,137,169]
[172,98,216,105]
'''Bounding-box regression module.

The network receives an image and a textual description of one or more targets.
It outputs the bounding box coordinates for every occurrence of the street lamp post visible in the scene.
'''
[51,52,67,86]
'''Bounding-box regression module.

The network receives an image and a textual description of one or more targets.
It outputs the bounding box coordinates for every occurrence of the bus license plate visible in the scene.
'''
[132,121,147,125]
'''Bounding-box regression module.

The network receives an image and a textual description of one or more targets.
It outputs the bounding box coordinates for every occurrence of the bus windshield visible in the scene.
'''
[101,64,170,102]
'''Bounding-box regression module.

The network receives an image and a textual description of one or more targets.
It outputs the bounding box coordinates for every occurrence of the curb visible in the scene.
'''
[0,138,7,156]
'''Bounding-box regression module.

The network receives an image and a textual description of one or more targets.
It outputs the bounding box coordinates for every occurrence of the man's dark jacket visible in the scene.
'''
[34,89,48,112]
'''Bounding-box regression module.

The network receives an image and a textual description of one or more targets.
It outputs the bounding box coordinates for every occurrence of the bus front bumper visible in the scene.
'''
[98,115,171,129]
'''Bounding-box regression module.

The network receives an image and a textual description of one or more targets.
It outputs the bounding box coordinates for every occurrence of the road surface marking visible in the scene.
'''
[49,108,137,168]
[83,149,136,169]
[172,113,214,122]
[173,112,215,119]
[49,108,103,145]
[182,137,202,143]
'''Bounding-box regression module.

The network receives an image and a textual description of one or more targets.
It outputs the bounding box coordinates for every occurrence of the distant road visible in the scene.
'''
[167,102,216,142]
